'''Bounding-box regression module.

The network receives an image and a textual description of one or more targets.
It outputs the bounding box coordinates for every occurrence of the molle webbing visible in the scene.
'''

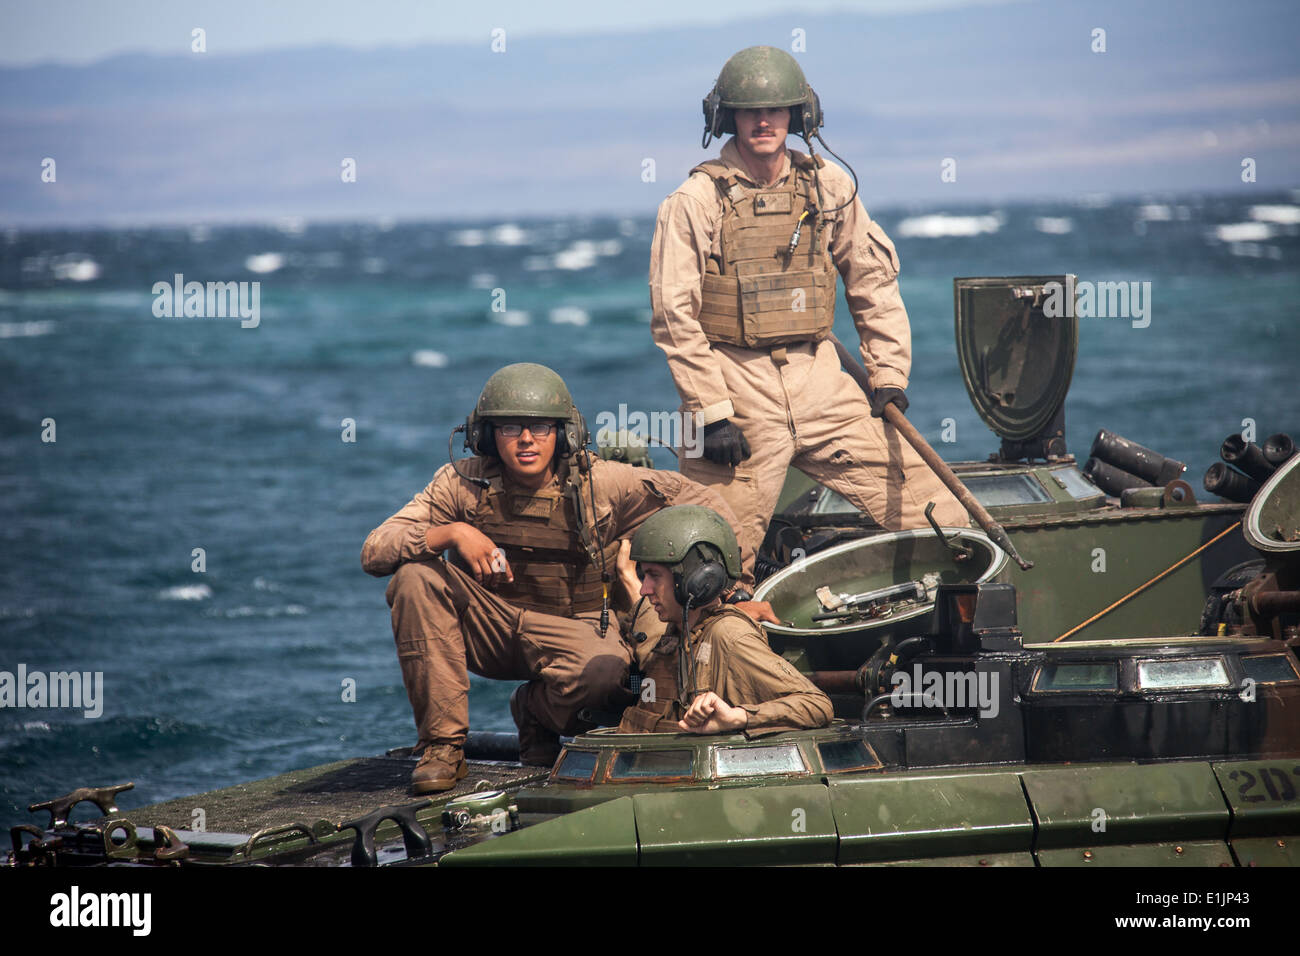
[692,156,837,348]
[471,464,615,616]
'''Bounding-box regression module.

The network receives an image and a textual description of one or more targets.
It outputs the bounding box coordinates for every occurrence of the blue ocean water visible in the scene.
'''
[2,193,1299,831]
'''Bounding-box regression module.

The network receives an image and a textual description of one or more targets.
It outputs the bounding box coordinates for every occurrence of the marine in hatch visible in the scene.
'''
[616,504,833,736]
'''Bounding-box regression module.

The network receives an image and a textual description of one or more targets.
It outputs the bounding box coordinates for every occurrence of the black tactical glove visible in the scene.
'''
[701,419,752,466]
[870,387,909,419]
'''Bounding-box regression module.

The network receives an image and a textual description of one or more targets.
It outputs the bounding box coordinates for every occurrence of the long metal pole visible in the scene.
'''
[830,335,1033,571]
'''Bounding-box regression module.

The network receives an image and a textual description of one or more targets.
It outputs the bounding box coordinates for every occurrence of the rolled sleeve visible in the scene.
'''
[709,616,834,737]
[360,464,469,577]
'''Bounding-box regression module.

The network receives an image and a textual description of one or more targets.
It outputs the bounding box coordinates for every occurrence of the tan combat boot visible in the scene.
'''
[510,684,562,767]
[411,744,468,795]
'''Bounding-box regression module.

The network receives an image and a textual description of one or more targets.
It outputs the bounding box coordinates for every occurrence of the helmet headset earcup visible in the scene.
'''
[562,408,589,456]
[672,543,729,608]
[799,88,822,139]
[702,89,725,147]
[465,412,494,456]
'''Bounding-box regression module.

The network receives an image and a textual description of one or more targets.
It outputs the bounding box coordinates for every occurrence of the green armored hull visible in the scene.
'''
[10,277,1298,869]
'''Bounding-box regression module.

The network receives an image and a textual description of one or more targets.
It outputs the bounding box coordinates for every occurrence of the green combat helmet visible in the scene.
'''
[702,45,822,145]
[465,363,588,456]
[631,505,742,607]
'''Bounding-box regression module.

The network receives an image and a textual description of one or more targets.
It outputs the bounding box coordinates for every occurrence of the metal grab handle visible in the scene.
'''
[232,822,320,862]
[29,782,135,828]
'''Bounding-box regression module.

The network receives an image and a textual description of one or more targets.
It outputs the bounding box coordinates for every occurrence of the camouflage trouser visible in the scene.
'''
[385,558,633,752]
[680,339,969,557]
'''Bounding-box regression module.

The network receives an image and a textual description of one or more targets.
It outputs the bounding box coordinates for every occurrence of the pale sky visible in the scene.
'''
[0,0,1022,66]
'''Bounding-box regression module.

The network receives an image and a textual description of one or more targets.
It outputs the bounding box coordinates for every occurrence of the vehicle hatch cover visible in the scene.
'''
[1244,450,1300,553]
[954,276,1077,441]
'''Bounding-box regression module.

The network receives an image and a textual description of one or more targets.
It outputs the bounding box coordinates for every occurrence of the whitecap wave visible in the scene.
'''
[451,228,485,247]
[0,320,54,338]
[554,241,599,270]
[208,604,308,618]
[1215,222,1273,242]
[489,223,528,246]
[245,252,285,274]
[411,349,449,367]
[469,272,496,289]
[490,310,531,327]
[23,721,50,732]
[894,214,1001,238]
[52,257,100,281]
[157,584,212,601]
[549,307,589,326]
[361,256,387,274]
[1137,204,1173,222]
[1249,205,1300,225]
[1034,217,1073,235]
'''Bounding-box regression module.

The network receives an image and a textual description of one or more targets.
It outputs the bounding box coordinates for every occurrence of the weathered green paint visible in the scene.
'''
[860,851,1035,867]
[1212,760,1300,837]
[629,504,743,579]
[437,796,637,867]
[953,275,1077,442]
[1021,763,1229,848]
[1036,841,1233,867]
[1245,451,1300,553]
[712,46,809,109]
[769,468,1252,645]
[829,772,1033,863]
[634,784,835,866]
[1230,836,1298,866]
[1004,508,1251,643]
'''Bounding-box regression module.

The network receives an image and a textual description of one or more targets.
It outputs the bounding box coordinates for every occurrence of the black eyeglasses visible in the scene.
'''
[496,422,557,438]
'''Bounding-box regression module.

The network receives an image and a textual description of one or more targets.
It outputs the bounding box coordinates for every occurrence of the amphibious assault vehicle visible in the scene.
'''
[9,277,1299,868]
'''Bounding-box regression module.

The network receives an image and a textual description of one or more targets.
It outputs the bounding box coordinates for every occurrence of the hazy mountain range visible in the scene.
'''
[2,0,1297,225]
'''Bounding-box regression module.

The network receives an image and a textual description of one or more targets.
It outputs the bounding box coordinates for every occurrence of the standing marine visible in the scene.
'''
[361,363,756,793]
[617,504,832,735]
[649,45,968,555]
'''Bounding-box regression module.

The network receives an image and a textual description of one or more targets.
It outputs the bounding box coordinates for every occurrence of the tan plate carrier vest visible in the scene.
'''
[693,152,837,349]
[470,458,618,617]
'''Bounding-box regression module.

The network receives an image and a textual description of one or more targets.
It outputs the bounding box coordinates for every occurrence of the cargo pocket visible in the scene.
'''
[866,221,901,278]
[617,700,674,734]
